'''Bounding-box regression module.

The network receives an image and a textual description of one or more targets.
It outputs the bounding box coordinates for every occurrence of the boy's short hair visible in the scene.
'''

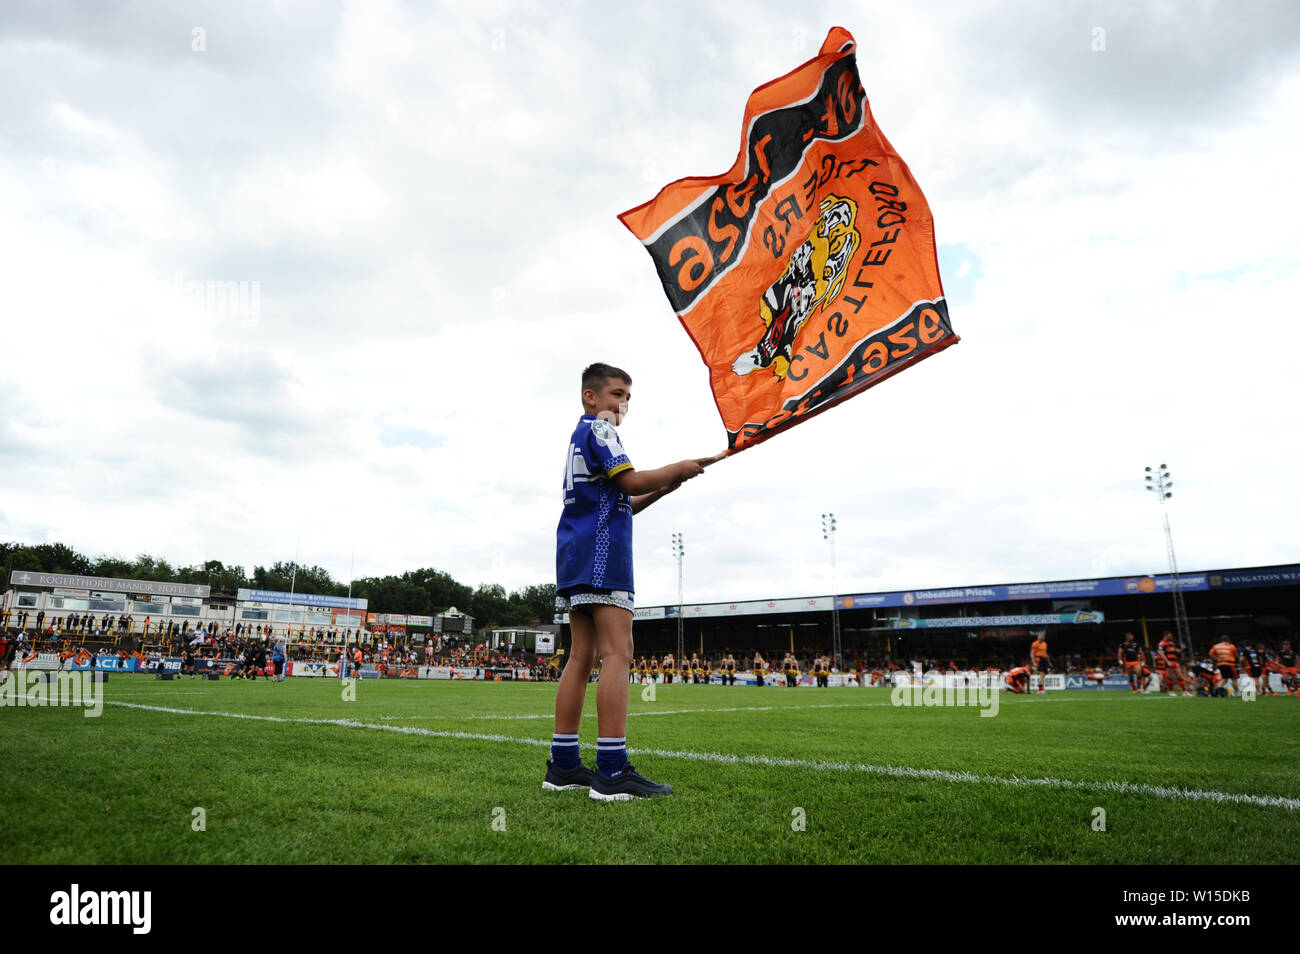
[582,362,632,393]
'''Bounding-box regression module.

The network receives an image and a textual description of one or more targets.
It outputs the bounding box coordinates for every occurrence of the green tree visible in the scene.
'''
[294,563,343,595]
[5,546,43,575]
[511,583,556,625]
[251,562,296,593]
[407,569,472,614]
[471,583,510,628]
[29,543,94,575]
[92,555,134,579]
[130,553,169,580]
[1,542,94,576]
[176,560,250,596]
[208,561,249,596]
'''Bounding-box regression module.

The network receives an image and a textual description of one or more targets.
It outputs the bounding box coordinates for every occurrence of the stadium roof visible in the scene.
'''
[631,563,1300,621]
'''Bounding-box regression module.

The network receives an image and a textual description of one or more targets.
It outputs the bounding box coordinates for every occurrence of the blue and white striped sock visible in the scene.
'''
[551,732,580,769]
[596,736,627,776]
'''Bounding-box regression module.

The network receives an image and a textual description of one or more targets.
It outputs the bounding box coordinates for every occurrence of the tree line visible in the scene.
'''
[0,542,555,629]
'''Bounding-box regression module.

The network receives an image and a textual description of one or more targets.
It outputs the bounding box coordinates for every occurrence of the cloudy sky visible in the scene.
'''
[2,0,1297,607]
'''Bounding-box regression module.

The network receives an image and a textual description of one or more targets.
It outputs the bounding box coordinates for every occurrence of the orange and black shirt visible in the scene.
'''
[1210,642,1237,665]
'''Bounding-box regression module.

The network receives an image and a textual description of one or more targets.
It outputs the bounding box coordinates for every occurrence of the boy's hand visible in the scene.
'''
[674,459,706,482]
[671,452,724,485]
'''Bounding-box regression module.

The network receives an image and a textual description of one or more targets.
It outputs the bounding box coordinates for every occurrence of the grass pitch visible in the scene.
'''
[2,676,1297,864]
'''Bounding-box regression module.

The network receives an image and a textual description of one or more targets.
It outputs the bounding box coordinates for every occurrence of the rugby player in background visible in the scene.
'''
[1030,633,1050,694]
[1191,658,1219,695]
[1272,641,1298,697]
[1257,642,1281,696]
[1209,636,1239,695]
[1240,642,1269,696]
[1157,631,1192,697]
[1117,633,1144,692]
[1004,664,1031,694]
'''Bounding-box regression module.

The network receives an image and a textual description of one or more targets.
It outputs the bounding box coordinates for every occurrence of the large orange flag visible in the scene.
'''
[619,26,957,453]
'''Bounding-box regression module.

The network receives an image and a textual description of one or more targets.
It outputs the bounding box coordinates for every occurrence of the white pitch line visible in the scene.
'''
[379,695,1183,722]
[101,700,1300,811]
[93,691,1180,715]
[459,701,881,721]
[215,702,884,723]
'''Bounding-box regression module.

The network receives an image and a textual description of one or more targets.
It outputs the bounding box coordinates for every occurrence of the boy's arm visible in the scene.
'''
[613,460,698,497]
[630,479,682,515]
[613,457,711,497]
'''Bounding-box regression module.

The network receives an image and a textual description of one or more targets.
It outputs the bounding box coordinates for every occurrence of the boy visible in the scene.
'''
[544,362,714,800]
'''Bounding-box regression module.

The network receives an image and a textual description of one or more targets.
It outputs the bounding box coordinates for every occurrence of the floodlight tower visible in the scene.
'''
[671,532,685,665]
[822,513,842,671]
[1144,465,1193,657]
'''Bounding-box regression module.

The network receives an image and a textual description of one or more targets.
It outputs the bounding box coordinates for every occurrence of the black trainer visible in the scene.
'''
[588,763,673,801]
[543,760,598,791]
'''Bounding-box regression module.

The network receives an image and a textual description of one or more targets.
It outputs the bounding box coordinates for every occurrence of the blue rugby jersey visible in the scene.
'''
[556,415,635,593]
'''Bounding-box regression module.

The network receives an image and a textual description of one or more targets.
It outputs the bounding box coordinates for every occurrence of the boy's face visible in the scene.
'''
[585,376,631,426]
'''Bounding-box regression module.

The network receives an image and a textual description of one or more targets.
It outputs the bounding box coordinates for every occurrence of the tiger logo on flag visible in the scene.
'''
[732,195,861,380]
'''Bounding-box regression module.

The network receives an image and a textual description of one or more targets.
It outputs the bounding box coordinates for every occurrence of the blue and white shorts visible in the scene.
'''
[555,585,634,614]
